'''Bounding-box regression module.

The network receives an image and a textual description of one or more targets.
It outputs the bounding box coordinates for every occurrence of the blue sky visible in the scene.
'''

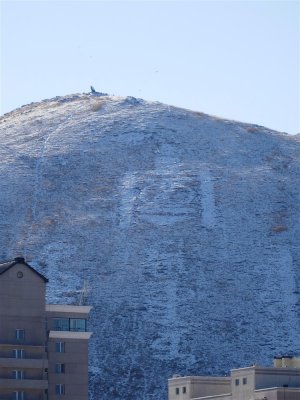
[1,0,299,134]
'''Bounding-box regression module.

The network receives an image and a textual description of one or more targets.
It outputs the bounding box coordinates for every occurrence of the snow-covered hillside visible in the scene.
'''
[0,93,299,399]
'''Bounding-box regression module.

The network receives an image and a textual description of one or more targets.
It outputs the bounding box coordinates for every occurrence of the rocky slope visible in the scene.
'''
[0,93,299,399]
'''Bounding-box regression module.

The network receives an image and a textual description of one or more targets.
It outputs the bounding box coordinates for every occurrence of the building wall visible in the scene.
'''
[169,366,300,400]
[255,368,300,389]
[0,388,47,400]
[168,376,231,400]
[0,262,47,400]
[168,377,191,400]
[254,387,300,400]
[0,263,46,345]
[46,306,91,400]
[274,357,300,369]
[231,368,255,400]
[222,367,300,400]
[193,395,231,400]
[48,337,89,400]
[0,259,92,400]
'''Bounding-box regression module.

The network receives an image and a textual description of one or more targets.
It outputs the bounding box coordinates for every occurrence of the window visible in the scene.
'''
[183,386,186,394]
[243,377,247,385]
[175,388,180,395]
[70,318,86,332]
[55,342,65,353]
[235,379,239,386]
[54,318,69,331]
[15,329,25,340]
[13,392,24,400]
[13,349,24,359]
[53,318,87,332]
[55,384,65,395]
[13,370,24,379]
[55,363,65,374]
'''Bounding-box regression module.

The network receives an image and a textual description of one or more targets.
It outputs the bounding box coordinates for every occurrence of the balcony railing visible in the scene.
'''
[0,352,47,360]
[0,395,47,400]
[0,341,46,347]
[0,357,48,369]
[52,318,87,332]
[54,327,87,332]
[0,378,48,390]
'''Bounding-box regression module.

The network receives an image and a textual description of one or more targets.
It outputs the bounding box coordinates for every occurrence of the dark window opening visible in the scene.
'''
[13,349,24,359]
[13,392,25,400]
[15,329,25,340]
[55,363,65,374]
[53,318,69,331]
[55,342,65,353]
[70,318,86,332]
[13,370,24,379]
[55,384,65,395]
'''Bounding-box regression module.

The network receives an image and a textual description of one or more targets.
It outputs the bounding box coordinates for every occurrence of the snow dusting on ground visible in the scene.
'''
[0,93,300,399]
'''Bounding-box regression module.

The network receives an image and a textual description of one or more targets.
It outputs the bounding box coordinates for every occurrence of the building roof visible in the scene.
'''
[169,376,231,382]
[231,365,300,374]
[0,257,48,282]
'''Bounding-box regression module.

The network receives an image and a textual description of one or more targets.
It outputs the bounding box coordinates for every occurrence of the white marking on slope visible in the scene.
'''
[22,109,74,257]
[119,173,139,229]
[199,169,216,228]
[276,248,297,310]
[31,132,53,221]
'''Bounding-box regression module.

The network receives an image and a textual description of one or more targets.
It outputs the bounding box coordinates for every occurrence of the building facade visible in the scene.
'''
[0,257,92,400]
[168,356,300,400]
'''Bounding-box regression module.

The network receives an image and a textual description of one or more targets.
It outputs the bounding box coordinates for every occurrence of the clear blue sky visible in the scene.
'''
[1,0,299,134]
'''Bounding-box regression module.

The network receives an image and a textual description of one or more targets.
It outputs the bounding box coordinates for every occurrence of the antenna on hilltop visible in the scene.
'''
[76,280,91,306]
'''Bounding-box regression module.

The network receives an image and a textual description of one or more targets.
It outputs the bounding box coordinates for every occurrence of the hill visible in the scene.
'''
[0,93,299,399]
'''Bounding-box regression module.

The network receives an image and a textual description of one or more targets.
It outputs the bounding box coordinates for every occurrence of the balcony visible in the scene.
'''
[0,394,47,400]
[0,343,46,351]
[0,345,47,363]
[0,378,48,390]
[51,317,87,332]
[49,330,92,340]
[0,357,48,369]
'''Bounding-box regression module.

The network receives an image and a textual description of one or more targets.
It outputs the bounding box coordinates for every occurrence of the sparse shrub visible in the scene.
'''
[194,111,205,118]
[43,218,55,227]
[272,225,288,233]
[47,102,60,109]
[246,126,258,133]
[91,101,105,112]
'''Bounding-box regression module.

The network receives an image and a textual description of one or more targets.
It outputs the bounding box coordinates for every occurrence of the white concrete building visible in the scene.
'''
[168,356,300,400]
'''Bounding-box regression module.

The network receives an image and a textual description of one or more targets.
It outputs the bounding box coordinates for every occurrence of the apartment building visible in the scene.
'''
[0,257,92,400]
[168,356,300,400]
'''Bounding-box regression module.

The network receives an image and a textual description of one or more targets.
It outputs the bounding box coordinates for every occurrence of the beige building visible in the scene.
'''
[0,257,92,400]
[168,356,300,400]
